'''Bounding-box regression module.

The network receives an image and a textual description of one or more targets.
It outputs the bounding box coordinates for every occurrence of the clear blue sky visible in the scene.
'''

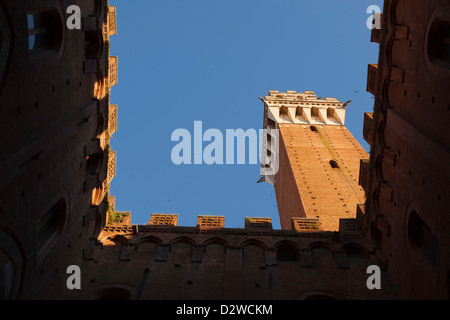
[108,0,383,229]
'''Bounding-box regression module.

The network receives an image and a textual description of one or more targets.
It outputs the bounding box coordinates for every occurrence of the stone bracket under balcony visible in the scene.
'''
[363,112,374,146]
[359,159,371,193]
[108,56,118,87]
[370,13,383,43]
[367,64,379,95]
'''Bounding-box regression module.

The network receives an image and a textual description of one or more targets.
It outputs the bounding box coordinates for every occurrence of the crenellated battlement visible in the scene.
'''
[101,210,363,241]
[79,201,399,300]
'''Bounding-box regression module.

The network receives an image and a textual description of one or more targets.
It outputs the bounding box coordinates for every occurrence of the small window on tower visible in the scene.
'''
[26,10,63,53]
[310,126,318,132]
[329,160,340,169]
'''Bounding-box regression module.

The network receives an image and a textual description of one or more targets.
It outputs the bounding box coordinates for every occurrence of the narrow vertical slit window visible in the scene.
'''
[36,199,67,260]
[329,160,340,169]
[408,211,439,268]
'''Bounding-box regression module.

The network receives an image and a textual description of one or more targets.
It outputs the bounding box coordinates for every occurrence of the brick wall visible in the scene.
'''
[0,0,117,299]
[275,124,368,231]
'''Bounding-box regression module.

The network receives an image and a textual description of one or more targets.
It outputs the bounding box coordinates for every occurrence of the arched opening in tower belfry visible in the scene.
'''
[279,105,289,121]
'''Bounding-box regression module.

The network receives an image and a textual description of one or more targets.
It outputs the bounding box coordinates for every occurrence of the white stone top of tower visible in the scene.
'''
[259,90,351,186]
[260,90,349,126]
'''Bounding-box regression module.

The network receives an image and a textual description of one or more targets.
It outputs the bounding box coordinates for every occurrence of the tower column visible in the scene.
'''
[260,90,369,231]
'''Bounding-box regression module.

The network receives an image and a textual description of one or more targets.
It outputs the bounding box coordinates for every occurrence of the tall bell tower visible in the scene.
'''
[260,90,368,231]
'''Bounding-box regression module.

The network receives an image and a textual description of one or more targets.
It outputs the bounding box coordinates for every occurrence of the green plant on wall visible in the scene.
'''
[108,210,128,225]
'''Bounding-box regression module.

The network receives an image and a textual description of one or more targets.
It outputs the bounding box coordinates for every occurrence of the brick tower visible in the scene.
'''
[260,90,369,231]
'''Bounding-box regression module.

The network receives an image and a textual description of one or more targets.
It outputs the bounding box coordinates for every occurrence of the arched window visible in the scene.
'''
[86,151,103,175]
[428,19,450,68]
[276,243,299,262]
[0,249,15,300]
[243,244,265,265]
[26,9,63,53]
[204,243,226,264]
[108,235,128,246]
[371,222,383,250]
[295,106,303,120]
[279,106,288,120]
[326,108,335,121]
[36,198,67,259]
[408,211,439,268]
[168,238,195,264]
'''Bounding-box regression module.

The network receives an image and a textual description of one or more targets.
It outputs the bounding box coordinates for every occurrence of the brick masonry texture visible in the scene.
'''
[275,124,368,231]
